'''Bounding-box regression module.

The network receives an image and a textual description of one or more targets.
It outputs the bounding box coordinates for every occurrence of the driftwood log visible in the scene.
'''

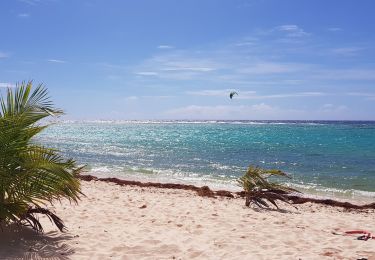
[78,174,375,210]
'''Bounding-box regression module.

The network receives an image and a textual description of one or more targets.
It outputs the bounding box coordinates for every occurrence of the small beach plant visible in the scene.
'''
[238,165,298,209]
[0,81,83,232]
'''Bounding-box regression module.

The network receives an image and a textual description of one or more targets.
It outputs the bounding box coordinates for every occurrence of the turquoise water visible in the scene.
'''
[37,120,375,199]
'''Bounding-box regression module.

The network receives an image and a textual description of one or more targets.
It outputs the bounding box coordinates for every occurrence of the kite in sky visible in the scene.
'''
[229,91,238,99]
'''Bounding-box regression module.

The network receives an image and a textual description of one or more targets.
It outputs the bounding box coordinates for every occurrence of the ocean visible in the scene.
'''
[37,120,375,200]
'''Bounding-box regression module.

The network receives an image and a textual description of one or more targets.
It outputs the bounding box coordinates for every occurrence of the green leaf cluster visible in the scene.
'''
[0,81,83,232]
[238,165,299,209]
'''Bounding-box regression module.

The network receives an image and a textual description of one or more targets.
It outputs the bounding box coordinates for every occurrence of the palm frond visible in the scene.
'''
[23,207,66,232]
[238,165,300,209]
[0,81,82,232]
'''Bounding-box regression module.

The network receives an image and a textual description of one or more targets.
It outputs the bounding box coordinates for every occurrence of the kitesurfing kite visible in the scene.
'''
[229,91,238,99]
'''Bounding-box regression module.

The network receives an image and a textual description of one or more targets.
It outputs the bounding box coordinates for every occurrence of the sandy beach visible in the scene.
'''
[1,180,374,260]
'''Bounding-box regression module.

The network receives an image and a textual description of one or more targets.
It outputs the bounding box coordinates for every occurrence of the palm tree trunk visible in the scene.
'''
[245,194,250,206]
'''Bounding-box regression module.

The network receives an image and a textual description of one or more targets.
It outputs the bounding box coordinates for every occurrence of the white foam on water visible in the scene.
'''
[285,182,375,203]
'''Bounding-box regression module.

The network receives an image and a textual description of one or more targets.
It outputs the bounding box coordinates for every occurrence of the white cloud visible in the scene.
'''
[283,79,304,84]
[125,96,138,101]
[275,25,310,37]
[161,67,215,72]
[234,41,256,47]
[116,27,375,111]
[187,89,326,99]
[186,89,246,97]
[347,92,375,97]
[165,103,305,120]
[17,13,30,18]
[124,95,173,101]
[158,45,174,49]
[0,52,9,58]
[312,69,375,81]
[18,0,41,5]
[346,92,375,100]
[237,62,305,74]
[142,95,174,99]
[331,47,362,56]
[133,42,315,84]
[327,27,342,32]
[241,92,325,99]
[97,62,127,70]
[47,59,66,63]
[133,53,221,81]
[0,83,16,88]
[164,102,356,120]
[135,71,158,76]
[318,104,348,113]
[159,57,219,72]
[233,36,259,47]
[107,75,122,80]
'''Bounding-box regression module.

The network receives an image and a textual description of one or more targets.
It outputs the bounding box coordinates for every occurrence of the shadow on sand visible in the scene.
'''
[0,225,75,260]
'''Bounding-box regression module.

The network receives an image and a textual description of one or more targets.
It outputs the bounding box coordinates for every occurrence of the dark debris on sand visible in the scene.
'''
[78,174,375,210]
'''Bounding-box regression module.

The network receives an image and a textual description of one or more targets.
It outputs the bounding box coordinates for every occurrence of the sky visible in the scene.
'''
[1,0,375,120]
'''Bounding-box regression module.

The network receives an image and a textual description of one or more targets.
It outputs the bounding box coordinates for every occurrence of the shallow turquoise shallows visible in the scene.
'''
[37,120,375,199]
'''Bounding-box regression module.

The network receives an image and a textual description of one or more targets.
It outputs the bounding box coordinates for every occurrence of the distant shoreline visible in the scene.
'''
[55,119,375,124]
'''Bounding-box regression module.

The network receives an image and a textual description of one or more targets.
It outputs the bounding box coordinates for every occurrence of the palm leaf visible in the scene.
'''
[0,81,82,232]
[239,165,300,209]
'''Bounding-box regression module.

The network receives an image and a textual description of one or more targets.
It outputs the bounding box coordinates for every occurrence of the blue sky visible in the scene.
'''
[1,0,375,120]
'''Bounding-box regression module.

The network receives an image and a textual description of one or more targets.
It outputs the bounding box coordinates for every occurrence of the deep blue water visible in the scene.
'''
[37,120,375,199]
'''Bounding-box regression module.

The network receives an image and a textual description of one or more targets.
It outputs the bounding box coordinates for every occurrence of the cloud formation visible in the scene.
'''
[331,47,362,56]
[275,25,310,37]
[135,71,158,76]
[187,89,326,99]
[17,13,30,18]
[327,27,342,32]
[346,92,375,100]
[164,102,358,120]
[237,62,305,75]
[47,59,66,63]
[158,45,174,49]
[18,0,41,5]
[0,52,9,58]
[0,83,16,88]
[165,103,305,120]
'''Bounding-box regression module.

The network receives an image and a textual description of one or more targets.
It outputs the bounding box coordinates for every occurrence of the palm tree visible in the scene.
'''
[0,81,83,232]
[238,165,299,209]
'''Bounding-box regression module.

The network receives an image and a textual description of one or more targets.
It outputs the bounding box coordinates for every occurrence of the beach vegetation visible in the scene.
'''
[238,165,299,209]
[0,81,83,232]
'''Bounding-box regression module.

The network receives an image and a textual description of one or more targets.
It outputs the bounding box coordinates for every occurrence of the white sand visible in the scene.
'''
[1,180,374,259]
